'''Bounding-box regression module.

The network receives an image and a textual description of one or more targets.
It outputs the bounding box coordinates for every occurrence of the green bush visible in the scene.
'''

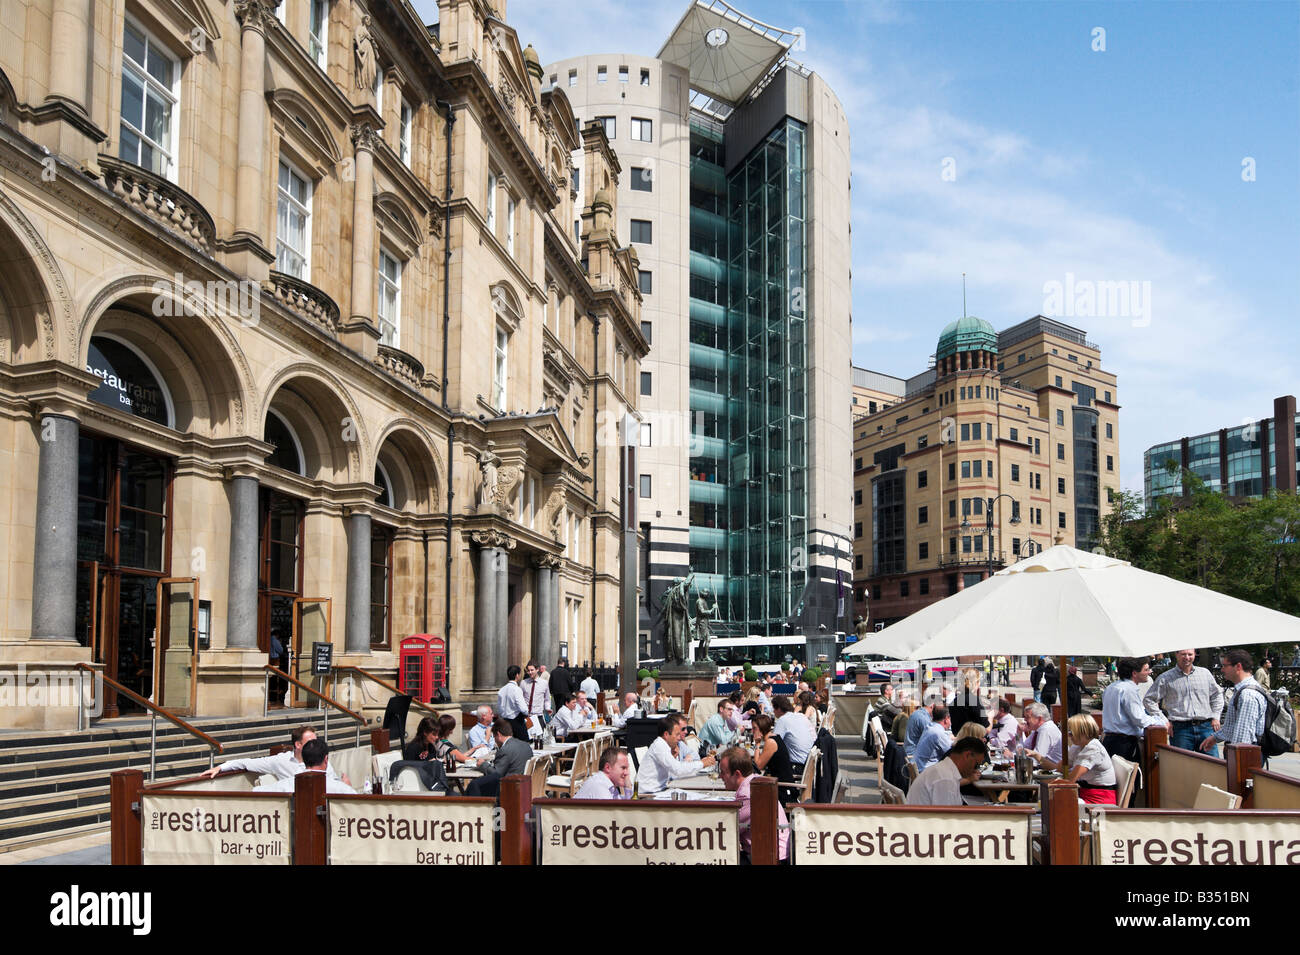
[650,668,660,679]
[805,667,823,682]
[780,661,791,671]
[637,668,651,681]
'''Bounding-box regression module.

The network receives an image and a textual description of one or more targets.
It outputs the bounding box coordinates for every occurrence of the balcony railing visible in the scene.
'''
[266,270,339,335]
[374,343,427,390]
[99,155,215,253]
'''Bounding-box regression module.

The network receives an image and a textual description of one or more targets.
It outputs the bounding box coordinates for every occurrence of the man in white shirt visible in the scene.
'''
[521,660,551,733]
[498,665,529,740]
[466,705,497,752]
[573,690,597,725]
[575,746,633,799]
[635,715,716,794]
[906,737,987,806]
[258,739,356,795]
[612,692,642,727]
[579,668,602,702]
[551,695,587,738]
[772,695,816,767]
[201,725,345,783]
[1015,702,1063,766]
[759,684,775,716]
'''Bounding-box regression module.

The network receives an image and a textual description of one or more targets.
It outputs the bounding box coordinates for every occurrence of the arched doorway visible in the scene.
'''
[75,335,180,715]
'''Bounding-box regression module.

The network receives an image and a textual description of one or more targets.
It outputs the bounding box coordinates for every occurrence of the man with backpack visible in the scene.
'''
[1201,649,1281,761]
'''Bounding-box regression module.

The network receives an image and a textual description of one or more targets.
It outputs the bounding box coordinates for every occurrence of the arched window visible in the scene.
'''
[85,334,175,427]
[374,461,393,508]
[264,409,305,476]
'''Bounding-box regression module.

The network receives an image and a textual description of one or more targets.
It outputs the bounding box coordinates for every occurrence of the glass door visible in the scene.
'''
[291,598,331,707]
[155,577,198,714]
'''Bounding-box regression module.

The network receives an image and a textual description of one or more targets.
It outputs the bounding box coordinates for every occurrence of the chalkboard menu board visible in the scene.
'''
[312,642,333,675]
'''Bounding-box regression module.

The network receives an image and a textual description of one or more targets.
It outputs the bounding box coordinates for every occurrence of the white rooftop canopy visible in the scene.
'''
[657,0,797,106]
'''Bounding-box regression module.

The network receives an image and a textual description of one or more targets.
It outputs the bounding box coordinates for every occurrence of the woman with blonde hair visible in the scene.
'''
[1036,714,1117,805]
[891,700,918,744]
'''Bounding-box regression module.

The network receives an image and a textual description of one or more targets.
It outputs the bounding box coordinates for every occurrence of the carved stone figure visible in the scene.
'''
[476,440,500,512]
[353,16,378,92]
[855,615,870,640]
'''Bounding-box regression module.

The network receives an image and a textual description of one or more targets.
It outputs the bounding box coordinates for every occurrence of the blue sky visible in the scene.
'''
[416,0,1300,497]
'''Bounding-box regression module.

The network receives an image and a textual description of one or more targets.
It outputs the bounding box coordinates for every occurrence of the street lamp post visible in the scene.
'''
[961,493,1021,580]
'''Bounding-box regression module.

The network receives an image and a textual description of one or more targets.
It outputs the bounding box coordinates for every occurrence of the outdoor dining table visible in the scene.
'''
[670,773,728,792]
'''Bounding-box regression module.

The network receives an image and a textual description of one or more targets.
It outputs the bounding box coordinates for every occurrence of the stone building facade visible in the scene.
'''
[0,0,646,728]
[852,315,1119,628]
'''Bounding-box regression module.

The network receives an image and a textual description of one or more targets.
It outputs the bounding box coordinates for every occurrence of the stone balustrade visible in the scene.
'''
[99,155,216,253]
[265,271,340,335]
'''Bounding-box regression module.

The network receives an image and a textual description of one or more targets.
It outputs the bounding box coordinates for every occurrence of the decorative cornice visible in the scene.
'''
[349,122,382,153]
[234,0,280,32]
[534,554,562,570]
[470,529,516,550]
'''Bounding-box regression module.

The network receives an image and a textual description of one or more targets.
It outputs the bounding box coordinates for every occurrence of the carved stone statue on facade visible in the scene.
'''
[660,570,695,665]
[353,15,378,92]
[476,441,501,512]
[692,587,718,662]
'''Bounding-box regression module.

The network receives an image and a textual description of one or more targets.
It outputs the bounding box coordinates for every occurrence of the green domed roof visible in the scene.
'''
[936,316,997,361]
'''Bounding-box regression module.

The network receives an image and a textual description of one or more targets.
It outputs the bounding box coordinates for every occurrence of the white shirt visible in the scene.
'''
[774,712,816,764]
[498,680,527,719]
[906,756,964,806]
[613,703,642,728]
[1023,719,1062,765]
[522,676,550,715]
[218,750,340,780]
[258,769,355,795]
[575,772,631,800]
[635,737,706,794]
[1069,739,1116,787]
[580,677,601,700]
[552,704,587,737]
[466,722,497,752]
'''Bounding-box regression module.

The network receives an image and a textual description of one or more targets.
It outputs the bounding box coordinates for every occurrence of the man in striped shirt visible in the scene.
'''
[1202,649,1267,754]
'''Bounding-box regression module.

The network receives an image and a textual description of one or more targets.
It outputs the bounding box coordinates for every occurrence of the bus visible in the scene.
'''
[688,635,810,675]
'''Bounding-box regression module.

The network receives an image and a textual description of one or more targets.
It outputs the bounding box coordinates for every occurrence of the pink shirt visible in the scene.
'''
[736,775,790,861]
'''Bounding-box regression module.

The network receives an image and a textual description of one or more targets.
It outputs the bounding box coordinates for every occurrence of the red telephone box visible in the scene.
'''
[399,635,446,703]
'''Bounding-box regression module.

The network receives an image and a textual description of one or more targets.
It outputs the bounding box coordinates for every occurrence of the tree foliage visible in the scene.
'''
[1101,465,1300,664]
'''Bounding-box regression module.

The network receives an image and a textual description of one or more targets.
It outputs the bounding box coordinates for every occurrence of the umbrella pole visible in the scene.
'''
[1057,654,1069,773]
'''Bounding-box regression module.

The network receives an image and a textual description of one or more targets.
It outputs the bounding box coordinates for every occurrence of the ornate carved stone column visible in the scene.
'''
[471,530,515,690]
[344,509,372,653]
[230,0,278,277]
[347,123,379,352]
[225,471,260,649]
[31,411,79,641]
[533,555,561,667]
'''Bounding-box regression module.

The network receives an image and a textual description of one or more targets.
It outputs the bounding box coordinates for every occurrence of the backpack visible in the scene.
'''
[1241,686,1296,758]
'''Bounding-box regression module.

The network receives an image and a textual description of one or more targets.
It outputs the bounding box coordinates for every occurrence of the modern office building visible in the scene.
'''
[1144,395,1299,508]
[852,315,1119,628]
[546,0,853,657]
[0,0,648,726]
[852,367,905,419]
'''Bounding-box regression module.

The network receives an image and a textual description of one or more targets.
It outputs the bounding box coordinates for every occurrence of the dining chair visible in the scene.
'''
[1110,755,1138,808]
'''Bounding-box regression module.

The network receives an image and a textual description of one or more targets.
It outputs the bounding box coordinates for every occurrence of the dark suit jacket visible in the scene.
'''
[483,736,532,779]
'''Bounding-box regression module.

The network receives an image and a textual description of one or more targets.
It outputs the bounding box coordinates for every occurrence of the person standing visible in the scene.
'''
[579,667,602,702]
[1100,657,1169,761]
[1152,649,1224,756]
[1255,656,1273,690]
[497,665,529,741]
[1030,658,1045,703]
[521,660,551,732]
[548,659,573,705]
[1202,650,1269,757]
[1040,661,1060,708]
[1066,665,1086,717]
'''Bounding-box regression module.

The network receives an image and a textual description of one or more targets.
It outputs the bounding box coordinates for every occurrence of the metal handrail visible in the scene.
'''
[331,665,440,718]
[263,665,368,748]
[72,662,222,781]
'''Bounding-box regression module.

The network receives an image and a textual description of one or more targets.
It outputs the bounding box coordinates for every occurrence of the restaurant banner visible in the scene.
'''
[791,807,1033,865]
[536,801,739,865]
[1091,810,1300,865]
[327,797,497,865]
[142,793,292,865]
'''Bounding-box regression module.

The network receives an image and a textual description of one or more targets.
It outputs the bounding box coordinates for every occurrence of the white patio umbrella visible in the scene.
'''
[846,544,1300,661]
[844,544,1300,770]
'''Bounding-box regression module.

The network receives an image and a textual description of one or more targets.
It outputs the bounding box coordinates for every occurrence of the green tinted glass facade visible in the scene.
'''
[725,119,808,636]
